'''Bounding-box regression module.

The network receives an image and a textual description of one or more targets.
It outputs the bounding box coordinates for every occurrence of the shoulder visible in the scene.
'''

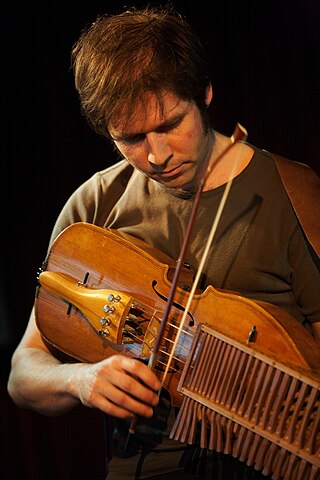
[249,145,320,193]
[265,150,320,186]
[49,161,136,244]
[88,160,135,191]
[253,147,319,185]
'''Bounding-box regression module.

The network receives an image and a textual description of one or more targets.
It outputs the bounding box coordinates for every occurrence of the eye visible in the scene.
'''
[119,133,146,146]
[157,117,182,134]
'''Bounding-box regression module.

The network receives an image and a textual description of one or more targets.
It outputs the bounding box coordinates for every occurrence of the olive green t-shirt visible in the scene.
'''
[50,147,320,326]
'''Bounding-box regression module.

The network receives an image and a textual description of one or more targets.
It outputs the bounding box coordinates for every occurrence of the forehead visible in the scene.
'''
[109,91,188,136]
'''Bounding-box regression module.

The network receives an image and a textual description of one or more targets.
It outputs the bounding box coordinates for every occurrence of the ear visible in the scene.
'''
[204,83,213,107]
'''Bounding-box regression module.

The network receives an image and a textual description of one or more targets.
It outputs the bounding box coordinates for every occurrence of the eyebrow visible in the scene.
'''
[110,109,189,143]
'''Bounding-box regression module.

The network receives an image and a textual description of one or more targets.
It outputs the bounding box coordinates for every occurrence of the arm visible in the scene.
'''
[7,306,160,418]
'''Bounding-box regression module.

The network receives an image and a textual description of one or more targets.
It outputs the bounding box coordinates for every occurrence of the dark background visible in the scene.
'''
[2,0,320,478]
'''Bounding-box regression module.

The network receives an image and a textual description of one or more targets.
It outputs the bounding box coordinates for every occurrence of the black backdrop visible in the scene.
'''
[2,1,320,479]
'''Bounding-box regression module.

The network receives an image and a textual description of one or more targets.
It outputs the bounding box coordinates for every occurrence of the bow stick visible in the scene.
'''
[149,123,248,376]
[126,122,247,443]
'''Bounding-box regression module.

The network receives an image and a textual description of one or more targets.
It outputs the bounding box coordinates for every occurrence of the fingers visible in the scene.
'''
[117,356,161,395]
[99,356,161,412]
[74,355,161,419]
[94,380,155,419]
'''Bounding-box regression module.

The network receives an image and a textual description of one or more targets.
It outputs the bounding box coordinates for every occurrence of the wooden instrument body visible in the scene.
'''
[35,222,320,400]
[35,222,320,479]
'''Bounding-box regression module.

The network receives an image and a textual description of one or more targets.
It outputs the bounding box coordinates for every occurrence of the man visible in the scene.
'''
[7,5,320,479]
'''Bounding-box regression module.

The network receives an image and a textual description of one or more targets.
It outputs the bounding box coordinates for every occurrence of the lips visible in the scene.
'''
[156,163,184,178]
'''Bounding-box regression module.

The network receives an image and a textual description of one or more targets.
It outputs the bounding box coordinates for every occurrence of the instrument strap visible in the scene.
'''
[271,152,320,259]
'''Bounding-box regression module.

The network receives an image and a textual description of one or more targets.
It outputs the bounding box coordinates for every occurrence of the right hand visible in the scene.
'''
[67,354,161,419]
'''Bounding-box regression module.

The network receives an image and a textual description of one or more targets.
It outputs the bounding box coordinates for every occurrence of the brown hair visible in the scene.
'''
[71,5,211,137]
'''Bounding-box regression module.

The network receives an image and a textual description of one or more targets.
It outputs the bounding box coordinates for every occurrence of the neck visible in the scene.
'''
[203,131,254,191]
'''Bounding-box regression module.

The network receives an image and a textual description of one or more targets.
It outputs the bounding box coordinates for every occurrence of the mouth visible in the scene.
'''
[155,163,185,179]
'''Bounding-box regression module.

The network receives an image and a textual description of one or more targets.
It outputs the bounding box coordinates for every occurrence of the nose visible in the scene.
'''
[146,132,173,169]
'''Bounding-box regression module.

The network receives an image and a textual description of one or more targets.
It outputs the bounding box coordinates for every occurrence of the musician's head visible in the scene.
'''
[71,5,213,139]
